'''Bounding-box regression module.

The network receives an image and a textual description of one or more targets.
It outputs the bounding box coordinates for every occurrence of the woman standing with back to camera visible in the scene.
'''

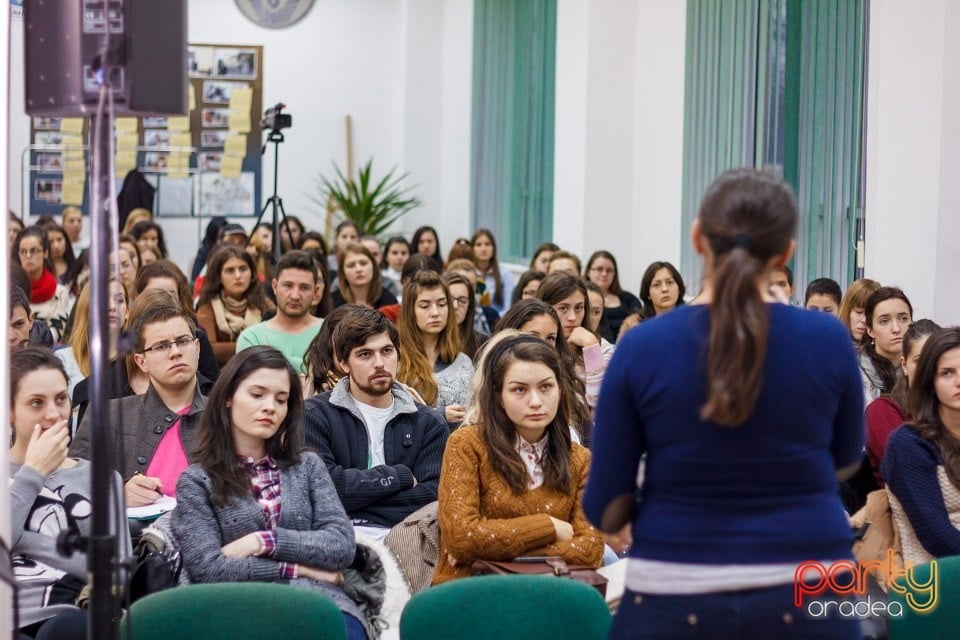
[584,169,864,639]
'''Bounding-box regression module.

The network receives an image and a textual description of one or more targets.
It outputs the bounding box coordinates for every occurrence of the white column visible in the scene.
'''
[864,0,960,324]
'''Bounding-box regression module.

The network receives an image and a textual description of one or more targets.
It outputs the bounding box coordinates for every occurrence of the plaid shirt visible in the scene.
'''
[239,454,297,579]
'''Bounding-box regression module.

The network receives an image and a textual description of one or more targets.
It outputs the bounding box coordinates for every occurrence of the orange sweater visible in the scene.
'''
[432,424,604,585]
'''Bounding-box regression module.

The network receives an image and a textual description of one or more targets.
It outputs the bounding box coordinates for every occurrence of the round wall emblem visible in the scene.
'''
[235,0,316,29]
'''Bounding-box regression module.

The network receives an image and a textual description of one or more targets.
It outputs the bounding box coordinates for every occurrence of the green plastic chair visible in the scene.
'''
[119,582,347,640]
[887,554,960,639]
[399,574,611,640]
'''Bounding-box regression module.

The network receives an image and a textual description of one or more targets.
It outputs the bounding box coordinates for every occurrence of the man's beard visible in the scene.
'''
[352,370,394,397]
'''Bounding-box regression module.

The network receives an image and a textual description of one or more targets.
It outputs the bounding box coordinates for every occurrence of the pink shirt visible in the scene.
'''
[145,406,191,497]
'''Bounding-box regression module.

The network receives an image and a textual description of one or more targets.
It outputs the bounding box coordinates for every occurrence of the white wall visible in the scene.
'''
[1,4,13,638]
[864,0,960,324]
[554,0,686,294]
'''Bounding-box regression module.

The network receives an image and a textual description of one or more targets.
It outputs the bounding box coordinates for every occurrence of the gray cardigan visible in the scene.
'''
[171,451,364,625]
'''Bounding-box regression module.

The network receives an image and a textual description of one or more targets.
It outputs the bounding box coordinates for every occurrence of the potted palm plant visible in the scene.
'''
[313,159,422,237]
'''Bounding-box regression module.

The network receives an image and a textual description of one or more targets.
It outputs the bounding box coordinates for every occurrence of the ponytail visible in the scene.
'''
[696,169,798,428]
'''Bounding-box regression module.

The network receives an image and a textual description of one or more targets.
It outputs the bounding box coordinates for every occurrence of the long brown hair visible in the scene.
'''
[397,270,461,406]
[697,169,797,427]
[838,278,881,344]
[197,244,267,310]
[337,243,384,306]
[908,328,960,490]
[193,346,303,506]
[474,335,573,494]
[471,229,504,308]
[70,276,127,376]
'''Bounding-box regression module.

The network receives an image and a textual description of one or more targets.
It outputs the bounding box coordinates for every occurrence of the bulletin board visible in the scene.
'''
[25,43,264,219]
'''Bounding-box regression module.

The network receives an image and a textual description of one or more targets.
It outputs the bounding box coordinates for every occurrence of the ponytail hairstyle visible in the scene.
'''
[697,169,798,427]
[473,332,573,494]
[863,286,914,395]
[908,328,960,490]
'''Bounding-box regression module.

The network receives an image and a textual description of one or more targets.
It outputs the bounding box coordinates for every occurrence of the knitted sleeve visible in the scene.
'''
[438,428,557,565]
[865,398,906,479]
[882,427,960,557]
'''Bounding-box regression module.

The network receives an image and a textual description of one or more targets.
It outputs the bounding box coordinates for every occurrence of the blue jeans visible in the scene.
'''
[610,584,861,639]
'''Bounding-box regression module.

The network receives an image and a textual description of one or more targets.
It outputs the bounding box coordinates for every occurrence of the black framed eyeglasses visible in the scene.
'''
[140,334,197,355]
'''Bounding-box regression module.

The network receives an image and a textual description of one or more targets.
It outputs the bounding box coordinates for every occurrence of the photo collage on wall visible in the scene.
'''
[26,44,263,218]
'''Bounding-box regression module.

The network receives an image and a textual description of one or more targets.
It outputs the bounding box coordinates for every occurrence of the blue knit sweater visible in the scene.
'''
[583,304,864,564]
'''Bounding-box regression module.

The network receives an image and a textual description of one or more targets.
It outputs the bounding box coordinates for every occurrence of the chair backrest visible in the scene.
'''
[887,554,960,640]
[119,582,346,640]
[399,574,611,640]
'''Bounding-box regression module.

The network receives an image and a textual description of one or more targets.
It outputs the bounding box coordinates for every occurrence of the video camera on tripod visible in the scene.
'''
[261,102,292,132]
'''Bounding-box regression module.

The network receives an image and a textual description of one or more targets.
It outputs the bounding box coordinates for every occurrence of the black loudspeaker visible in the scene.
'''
[24,0,187,116]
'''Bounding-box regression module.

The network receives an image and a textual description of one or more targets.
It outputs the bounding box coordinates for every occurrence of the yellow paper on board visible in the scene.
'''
[115,133,139,150]
[167,116,190,132]
[63,157,86,173]
[228,86,253,112]
[60,118,84,134]
[167,153,189,178]
[224,133,247,157]
[189,85,197,111]
[220,155,243,179]
[115,117,139,133]
[59,134,83,149]
[169,133,192,150]
[61,181,85,205]
[228,110,251,133]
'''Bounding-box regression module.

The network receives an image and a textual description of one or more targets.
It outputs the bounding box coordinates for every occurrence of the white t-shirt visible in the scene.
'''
[355,398,395,468]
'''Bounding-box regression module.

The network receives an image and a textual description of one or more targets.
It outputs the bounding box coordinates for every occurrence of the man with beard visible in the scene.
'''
[236,250,323,373]
[303,307,448,538]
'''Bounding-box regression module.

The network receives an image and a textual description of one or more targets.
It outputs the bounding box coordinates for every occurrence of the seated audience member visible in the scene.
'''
[113,242,139,300]
[137,243,160,267]
[190,216,228,280]
[9,210,24,251]
[303,304,361,396]
[494,300,591,444]
[584,282,608,338]
[237,250,323,374]
[280,214,305,252]
[136,260,220,383]
[380,236,411,299]
[56,277,128,398]
[172,346,372,640]
[584,251,641,343]
[446,237,473,265]
[306,249,334,319]
[546,250,582,276]
[197,245,272,366]
[442,271,488,358]
[360,235,399,298]
[331,243,398,310]
[298,230,329,255]
[129,219,169,259]
[530,242,560,274]
[511,270,546,306]
[378,253,444,324]
[10,265,55,348]
[445,258,500,334]
[537,272,615,412]
[804,277,842,315]
[45,224,75,280]
[221,223,250,248]
[9,347,129,640]
[329,220,361,283]
[866,319,941,483]
[9,286,34,350]
[398,270,475,425]
[61,205,88,252]
[14,226,72,343]
[70,302,207,507]
[838,278,882,346]
[883,327,960,565]
[411,225,443,267]
[768,264,794,303]
[618,260,687,340]
[121,207,152,236]
[860,286,913,404]
[433,334,604,585]
[247,229,275,282]
[471,229,515,313]
[303,307,448,537]
[62,249,90,302]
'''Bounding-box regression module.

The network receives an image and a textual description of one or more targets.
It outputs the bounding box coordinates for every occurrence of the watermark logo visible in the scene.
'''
[794,550,938,618]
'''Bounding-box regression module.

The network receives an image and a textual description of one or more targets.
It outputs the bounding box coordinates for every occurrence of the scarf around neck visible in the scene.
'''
[29,270,58,304]
[211,294,261,340]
